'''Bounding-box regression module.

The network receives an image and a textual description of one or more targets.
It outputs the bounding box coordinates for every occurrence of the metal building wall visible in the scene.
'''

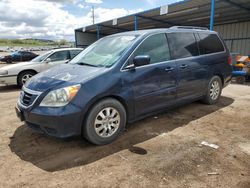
[214,21,250,55]
[75,31,98,48]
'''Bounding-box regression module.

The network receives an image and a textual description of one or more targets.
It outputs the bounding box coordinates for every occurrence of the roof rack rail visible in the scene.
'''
[170,26,209,30]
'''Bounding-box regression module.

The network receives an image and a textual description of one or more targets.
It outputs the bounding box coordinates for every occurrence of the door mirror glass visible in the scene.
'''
[133,55,150,67]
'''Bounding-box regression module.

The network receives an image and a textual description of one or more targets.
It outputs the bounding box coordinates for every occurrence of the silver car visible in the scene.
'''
[0,48,82,87]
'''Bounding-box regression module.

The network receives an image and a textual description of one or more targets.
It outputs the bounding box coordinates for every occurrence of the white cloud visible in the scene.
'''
[146,0,155,5]
[92,8,143,23]
[38,0,80,4]
[78,4,85,8]
[85,0,103,4]
[78,3,90,9]
[0,0,143,41]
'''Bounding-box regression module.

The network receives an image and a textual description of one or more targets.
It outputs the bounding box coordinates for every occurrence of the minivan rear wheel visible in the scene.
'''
[202,76,222,105]
[83,98,126,145]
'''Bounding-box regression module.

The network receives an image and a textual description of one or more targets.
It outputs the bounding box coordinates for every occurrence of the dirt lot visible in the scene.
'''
[0,81,250,187]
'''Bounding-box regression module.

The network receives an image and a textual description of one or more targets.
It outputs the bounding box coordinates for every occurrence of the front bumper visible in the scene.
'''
[0,75,17,85]
[16,101,84,138]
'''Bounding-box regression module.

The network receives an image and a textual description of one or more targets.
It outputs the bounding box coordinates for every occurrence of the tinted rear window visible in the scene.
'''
[198,33,224,54]
[167,32,199,59]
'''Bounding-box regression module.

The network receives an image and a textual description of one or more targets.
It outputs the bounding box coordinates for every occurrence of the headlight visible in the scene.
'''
[40,84,81,107]
[0,70,8,75]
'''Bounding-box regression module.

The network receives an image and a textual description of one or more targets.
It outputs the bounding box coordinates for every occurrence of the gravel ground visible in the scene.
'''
[0,79,249,187]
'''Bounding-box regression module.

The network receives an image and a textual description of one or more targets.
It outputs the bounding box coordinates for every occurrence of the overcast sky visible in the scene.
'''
[0,0,181,41]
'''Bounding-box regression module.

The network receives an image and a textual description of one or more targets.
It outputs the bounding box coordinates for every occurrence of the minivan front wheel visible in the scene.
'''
[202,76,222,105]
[83,98,126,145]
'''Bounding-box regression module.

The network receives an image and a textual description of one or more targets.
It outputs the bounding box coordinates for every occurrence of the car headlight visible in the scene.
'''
[0,70,8,75]
[40,84,81,107]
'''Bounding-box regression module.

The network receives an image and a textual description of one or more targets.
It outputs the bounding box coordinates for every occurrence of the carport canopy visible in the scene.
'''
[75,0,250,47]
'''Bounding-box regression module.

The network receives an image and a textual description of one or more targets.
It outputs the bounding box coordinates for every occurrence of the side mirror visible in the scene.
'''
[44,58,51,63]
[133,55,150,67]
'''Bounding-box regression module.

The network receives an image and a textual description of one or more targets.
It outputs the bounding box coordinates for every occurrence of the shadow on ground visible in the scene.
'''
[9,96,234,172]
[0,85,20,93]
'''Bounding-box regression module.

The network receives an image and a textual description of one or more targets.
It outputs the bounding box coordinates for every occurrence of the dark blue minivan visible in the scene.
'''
[16,26,232,145]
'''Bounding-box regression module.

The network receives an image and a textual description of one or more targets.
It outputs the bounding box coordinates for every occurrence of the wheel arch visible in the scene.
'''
[17,69,38,79]
[213,73,224,86]
[16,69,38,85]
[81,95,129,134]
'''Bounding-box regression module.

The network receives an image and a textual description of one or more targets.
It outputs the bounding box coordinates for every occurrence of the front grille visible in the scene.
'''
[20,91,38,107]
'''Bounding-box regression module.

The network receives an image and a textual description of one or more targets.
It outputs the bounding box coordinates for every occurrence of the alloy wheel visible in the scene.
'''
[94,107,120,138]
[210,80,220,100]
[21,74,33,85]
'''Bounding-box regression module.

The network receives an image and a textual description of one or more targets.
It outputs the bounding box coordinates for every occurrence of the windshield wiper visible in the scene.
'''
[76,62,99,67]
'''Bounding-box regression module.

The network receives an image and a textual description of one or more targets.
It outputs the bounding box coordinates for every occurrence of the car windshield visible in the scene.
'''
[31,51,52,62]
[70,35,138,67]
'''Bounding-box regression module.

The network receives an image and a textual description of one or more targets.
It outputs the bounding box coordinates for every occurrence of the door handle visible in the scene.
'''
[180,64,188,69]
[165,67,174,72]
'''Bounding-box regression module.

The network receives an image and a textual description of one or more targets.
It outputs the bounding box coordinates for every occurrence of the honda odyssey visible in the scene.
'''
[16,26,232,145]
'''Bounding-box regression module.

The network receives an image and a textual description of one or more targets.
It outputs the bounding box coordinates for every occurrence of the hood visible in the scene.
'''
[25,64,108,92]
[0,61,34,71]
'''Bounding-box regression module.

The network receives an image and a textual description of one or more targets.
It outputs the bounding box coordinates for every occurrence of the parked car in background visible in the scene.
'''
[0,48,83,87]
[16,27,232,145]
[0,51,38,64]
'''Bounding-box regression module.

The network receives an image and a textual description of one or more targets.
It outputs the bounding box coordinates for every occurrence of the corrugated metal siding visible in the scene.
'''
[75,31,99,47]
[214,21,250,55]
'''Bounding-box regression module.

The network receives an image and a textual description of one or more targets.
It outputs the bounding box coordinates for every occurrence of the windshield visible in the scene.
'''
[31,51,52,62]
[70,35,137,67]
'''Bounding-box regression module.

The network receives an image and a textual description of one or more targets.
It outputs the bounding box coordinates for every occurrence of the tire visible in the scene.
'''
[202,76,222,105]
[83,98,126,145]
[17,71,36,87]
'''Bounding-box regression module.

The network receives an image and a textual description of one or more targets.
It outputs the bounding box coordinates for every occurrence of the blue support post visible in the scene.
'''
[96,25,100,40]
[210,0,215,30]
[134,16,138,31]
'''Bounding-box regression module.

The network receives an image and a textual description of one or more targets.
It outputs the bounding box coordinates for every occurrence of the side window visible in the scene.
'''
[70,50,82,59]
[198,33,225,54]
[49,51,69,62]
[133,33,171,64]
[167,32,199,59]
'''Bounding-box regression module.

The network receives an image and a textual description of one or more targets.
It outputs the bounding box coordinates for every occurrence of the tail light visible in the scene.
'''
[228,56,232,65]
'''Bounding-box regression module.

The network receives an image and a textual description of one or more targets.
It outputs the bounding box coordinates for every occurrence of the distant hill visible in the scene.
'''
[0,38,72,47]
[23,38,55,43]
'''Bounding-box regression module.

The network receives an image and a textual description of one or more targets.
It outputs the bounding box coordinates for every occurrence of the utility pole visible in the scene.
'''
[92,5,95,24]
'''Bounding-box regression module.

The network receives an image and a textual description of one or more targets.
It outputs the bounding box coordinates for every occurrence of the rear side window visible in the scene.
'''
[198,33,225,54]
[70,50,82,59]
[167,32,199,59]
[133,33,171,64]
